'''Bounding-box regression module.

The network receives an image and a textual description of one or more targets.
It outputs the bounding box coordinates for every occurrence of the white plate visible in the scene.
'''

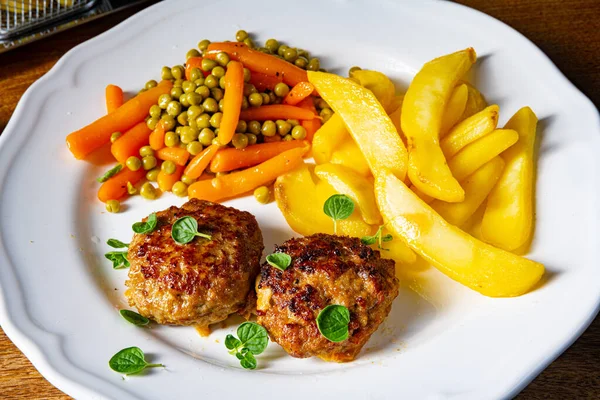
[1,0,599,399]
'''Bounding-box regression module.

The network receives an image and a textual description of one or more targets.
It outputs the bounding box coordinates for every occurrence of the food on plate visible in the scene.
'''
[440,105,499,156]
[481,107,538,251]
[440,83,468,135]
[255,234,399,362]
[125,199,263,332]
[402,48,476,202]
[375,169,544,297]
[105,84,124,113]
[460,81,488,120]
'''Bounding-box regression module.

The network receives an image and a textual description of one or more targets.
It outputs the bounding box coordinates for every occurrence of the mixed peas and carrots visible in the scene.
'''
[66,30,336,212]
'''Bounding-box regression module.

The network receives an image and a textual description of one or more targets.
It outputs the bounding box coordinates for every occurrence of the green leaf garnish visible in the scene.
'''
[132,213,157,234]
[171,216,211,244]
[105,251,130,269]
[119,310,149,326]
[316,305,350,343]
[225,322,269,370]
[266,253,292,271]
[323,194,355,234]
[107,238,129,249]
[108,346,163,375]
[96,164,122,183]
[237,348,257,370]
[361,225,393,250]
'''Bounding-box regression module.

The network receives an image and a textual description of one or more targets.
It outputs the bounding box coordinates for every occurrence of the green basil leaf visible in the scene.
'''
[225,334,242,350]
[237,322,269,355]
[323,194,355,221]
[96,164,122,183]
[107,238,129,249]
[316,305,350,343]
[238,348,257,370]
[119,310,149,326]
[132,213,158,234]
[382,234,393,242]
[266,253,292,271]
[105,251,130,269]
[171,216,211,245]
[360,235,377,245]
[108,346,163,375]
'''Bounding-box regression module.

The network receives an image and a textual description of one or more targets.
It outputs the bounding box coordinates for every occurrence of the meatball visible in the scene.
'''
[256,233,399,362]
[125,199,263,332]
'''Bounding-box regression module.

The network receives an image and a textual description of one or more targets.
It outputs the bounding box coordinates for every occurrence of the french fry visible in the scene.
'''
[329,139,371,177]
[440,105,499,158]
[312,114,349,164]
[440,84,469,135]
[481,107,538,251]
[460,81,488,120]
[350,69,396,113]
[402,48,476,202]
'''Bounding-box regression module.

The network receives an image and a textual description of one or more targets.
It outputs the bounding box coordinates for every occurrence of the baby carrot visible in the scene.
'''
[239,105,318,121]
[149,121,166,151]
[297,97,321,142]
[219,61,244,145]
[97,167,146,203]
[157,165,185,192]
[283,82,315,106]
[249,71,283,92]
[188,146,309,202]
[184,144,219,179]
[209,140,309,173]
[105,84,124,113]
[111,122,152,164]
[67,80,172,159]
[156,146,190,166]
[205,42,308,87]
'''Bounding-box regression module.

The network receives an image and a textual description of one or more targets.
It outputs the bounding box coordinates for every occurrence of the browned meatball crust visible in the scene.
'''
[125,199,263,331]
[256,233,399,362]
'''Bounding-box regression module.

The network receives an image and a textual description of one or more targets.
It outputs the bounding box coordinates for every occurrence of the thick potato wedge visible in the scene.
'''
[440,83,469,135]
[314,163,382,225]
[448,128,518,181]
[375,169,544,297]
[402,48,476,202]
[430,157,505,226]
[274,164,373,238]
[460,81,488,120]
[440,105,499,157]
[312,114,349,164]
[308,71,408,180]
[350,69,396,113]
[481,107,538,251]
[329,139,371,177]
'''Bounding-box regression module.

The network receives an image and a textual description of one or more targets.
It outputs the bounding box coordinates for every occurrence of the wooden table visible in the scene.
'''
[1,1,598,398]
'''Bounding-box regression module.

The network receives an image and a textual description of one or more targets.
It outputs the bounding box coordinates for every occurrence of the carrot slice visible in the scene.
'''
[239,105,318,121]
[210,140,309,173]
[149,121,166,151]
[249,71,282,92]
[205,42,308,87]
[219,61,245,145]
[297,97,321,142]
[188,146,309,202]
[283,82,315,106]
[156,146,190,166]
[97,168,146,203]
[105,84,124,113]
[111,122,152,164]
[157,165,185,192]
[184,144,219,179]
[66,80,172,159]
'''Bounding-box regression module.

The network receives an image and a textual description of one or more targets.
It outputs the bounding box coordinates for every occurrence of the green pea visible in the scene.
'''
[182,80,196,93]
[212,66,225,78]
[210,112,223,128]
[276,120,292,136]
[188,118,198,130]
[171,65,185,80]
[173,79,184,88]
[187,92,203,106]
[219,76,227,89]
[161,115,176,131]
[139,146,154,157]
[219,99,225,112]
[149,104,162,119]
[277,45,288,57]
[158,94,172,109]
[199,128,215,146]
[287,119,300,126]
[265,38,279,53]
[196,113,211,129]
[203,98,219,113]
[211,88,224,102]
[198,39,211,52]
[110,132,121,143]
[180,126,199,144]
[205,74,218,89]
[348,66,362,76]
[195,85,210,99]
[243,38,255,48]
[241,96,249,110]
[291,125,307,140]
[172,181,188,197]
[194,76,205,86]
[142,155,158,170]
[315,98,329,109]
[181,174,196,185]
[126,156,142,171]
[212,137,223,146]
[161,160,177,175]
[248,92,263,107]
[243,83,258,97]
[231,133,248,149]
[177,111,189,126]
[269,92,277,104]
[274,82,290,97]
[146,168,160,182]
[145,80,158,89]
[248,120,261,134]
[236,29,249,42]
[253,186,270,204]
[180,93,190,107]
[186,141,203,156]
[146,117,159,130]
[261,120,277,137]
[161,66,173,80]
[175,126,183,135]
[257,47,271,54]
[307,58,320,71]
[297,49,309,58]
[261,93,270,105]
[236,120,247,133]
[243,68,252,83]
[282,134,293,142]
[187,105,203,121]
[166,101,182,117]
[164,131,179,147]
[201,58,217,72]
[320,108,334,122]
[170,86,184,100]
[295,56,308,69]
[215,51,230,67]
[186,48,201,60]
[247,133,258,145]
[105,199,120,213]
[140,182,157,200]
[283,47,297,62]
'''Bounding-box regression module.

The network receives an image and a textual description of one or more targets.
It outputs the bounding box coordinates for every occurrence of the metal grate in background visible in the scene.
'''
[1,0,97,39]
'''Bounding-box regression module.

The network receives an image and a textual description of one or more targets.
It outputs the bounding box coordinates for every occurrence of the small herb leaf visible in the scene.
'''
[266,253,292,271]
[237,322,269,355]
[171,216,212,244]
[132,213,158,234]
[238,348,257,370]
[107,238,129,249]
[361,225,393,250]
[108,346,163,375]
[323,194,354,233]
[382,234,393,242]
[97,164,122,183]
[119,310,149,326]
[316,305,351,343]
[225,334,242,351]
[105,251,130,269]
[360,236,377,245]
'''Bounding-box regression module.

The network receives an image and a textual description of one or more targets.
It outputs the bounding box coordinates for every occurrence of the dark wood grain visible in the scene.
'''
[0,1,599,399]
